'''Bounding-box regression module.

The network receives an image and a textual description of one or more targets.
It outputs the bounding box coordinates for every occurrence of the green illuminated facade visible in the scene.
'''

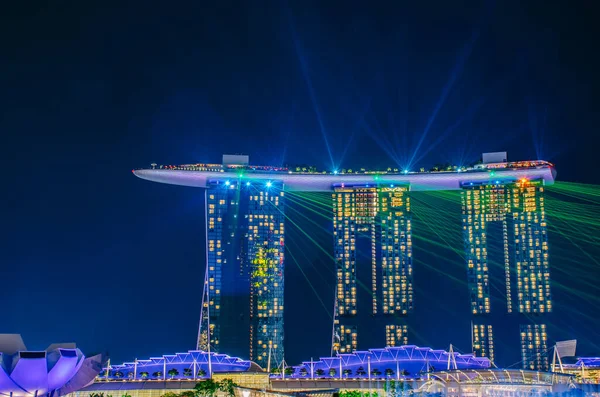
[198,180,285,368]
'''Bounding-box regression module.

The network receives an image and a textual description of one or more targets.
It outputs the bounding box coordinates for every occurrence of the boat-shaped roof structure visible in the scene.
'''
[133,160,556,192]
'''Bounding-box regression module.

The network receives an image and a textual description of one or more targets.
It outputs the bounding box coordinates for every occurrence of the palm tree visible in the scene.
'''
[113,371,124,379]
[343,369,352,377]
[299,368,308,377]
[152,371,163,378]
[197,369,207,377]
[183,368,193,378]
[385,368,394,377]
[167,368,179,379]
[315,369,325,377]
[401,369,410,376]
[180,392,195,397]
[218,378,237,397]
[194,379,220,397]
[356,367,366,376]
[284,367,294,376]
[328,368,336,377]
[139,371,149,379]
[371,368,382,377]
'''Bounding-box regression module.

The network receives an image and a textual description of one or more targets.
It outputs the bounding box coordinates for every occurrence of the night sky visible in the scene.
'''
[2,1,599,367]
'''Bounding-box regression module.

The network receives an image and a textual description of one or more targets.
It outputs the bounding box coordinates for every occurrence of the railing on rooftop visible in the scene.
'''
[140,160,553,175]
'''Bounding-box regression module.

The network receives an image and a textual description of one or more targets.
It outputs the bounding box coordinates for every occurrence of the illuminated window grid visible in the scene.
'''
[378,187,412,315]
[332,185,411,352]
[509,182,551,314]
[472,324,494,364]
[332,191,358,317]
[385,324,408,347]
[204,187,233,348]
[248,190,285,367]
[520,324,549,371]
[462,188,491,314]
[336,324,358,353]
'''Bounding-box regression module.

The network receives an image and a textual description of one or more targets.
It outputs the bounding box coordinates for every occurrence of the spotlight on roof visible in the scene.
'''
[246,182,251,186]
[403,170,409,174]
[333,170,338,175]
[266,181,272,188]
[225,180,230,186]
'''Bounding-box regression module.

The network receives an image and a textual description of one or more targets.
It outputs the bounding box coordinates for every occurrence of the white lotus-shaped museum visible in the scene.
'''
[0,334,102,397]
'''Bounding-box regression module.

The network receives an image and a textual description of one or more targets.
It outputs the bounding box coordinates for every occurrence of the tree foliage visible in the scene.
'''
[194,379,220,397]
[339,391,379,397]
[218,378,236,397]
[383,380,414,397]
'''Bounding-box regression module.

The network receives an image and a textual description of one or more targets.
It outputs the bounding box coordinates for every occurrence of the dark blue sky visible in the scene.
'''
[1,1,599,366]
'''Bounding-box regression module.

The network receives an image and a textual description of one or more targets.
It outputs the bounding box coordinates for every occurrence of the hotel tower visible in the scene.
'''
[133,152,555,369]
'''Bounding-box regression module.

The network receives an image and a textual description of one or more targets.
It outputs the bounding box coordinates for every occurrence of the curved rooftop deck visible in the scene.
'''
[133,160,556,192]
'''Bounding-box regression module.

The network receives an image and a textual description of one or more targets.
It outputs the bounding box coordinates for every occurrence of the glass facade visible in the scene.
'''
[332,185,412,353]
[520,324,549,371]
[248,187,285,367]
[198,180,285,368]
[462,179,551,370]
[385,324,409,347]
[508,182,551,314]
[472,323,494,363]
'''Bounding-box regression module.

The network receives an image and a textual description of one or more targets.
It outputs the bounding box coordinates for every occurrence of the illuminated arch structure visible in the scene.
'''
[97,345,488,382]
[273,345,490,379]
[99,350,260,381]
[74,346,587,396]
[419,369,574,395]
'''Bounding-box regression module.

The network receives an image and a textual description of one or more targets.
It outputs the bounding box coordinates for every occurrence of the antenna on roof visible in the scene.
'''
[447,344,458,370]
